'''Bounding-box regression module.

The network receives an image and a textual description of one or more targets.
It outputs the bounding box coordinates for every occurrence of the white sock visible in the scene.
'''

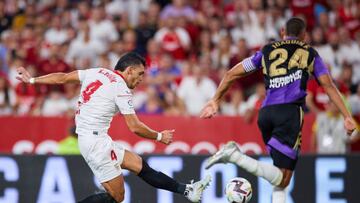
[229,151,283,186]
[272,186,286,203]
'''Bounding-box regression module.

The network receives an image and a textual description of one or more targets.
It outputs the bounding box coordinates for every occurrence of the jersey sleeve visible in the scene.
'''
[240,51,263,72]
[77,70,87,83]
[312,50,330,78]
[114,83,135,115]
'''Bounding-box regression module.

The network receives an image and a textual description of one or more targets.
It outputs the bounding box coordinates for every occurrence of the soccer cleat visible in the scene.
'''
[185,175,212,202]
[205,141,240,169]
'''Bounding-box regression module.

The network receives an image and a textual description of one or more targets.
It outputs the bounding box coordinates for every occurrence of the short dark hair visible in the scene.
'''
[285,17,306,37]
[114,52,146,71]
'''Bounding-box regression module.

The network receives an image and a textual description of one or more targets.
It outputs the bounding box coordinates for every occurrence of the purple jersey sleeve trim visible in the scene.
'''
[313,56,330,78]
[241,51,262,72]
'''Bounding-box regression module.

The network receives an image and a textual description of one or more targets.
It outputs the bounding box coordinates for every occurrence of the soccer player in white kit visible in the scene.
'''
[16,52,211,203]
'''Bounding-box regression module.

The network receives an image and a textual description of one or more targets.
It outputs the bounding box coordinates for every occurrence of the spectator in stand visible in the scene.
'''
[196,29,213,57]
[1,30,21,74]
[242,10,278,50]
[0,74,17,115]
[163,90,186,116]
[38,44,71,75]
[315,30,342,79]
[7,56,24,86]
[88,5,119,50]
[75,0,91,19]
[122,29,137,52]
[290,0,316,30]
[44,14,68,45]
[19,25,39,66]
[0,1,12,35]
[145,39,162,70]
[220,89,248,116]
[112,14,131,37]
[211,34,233,69]
[154,15,191,61]
[336,63,355,94]
[338,27,360,83]
[243,83,265,123]
[66,18,104,68]
[311,27,326,47]
[105,0,151,27]
[177,65,216,115]
[64,83,80,116]
[223,0,248,29]
[306,64,350,113]
[147,53,181,88]
[109,40,125,69]
[208,16,228,46]
[96,53,112,69]
[229,38,250,67]
[312,100,360,154]
[160,0,196,22]
[135,11,157,55]
[195,0,220,28]
[337,0,360,38]
[0,33,9,74]
[15,81,37,115]
[267,0,289,31]
[349,84,360,117]
[317,11,335,34]
[146,1,161,29]
[104,0,125,18]
[226,0,249,42]
[8,57,34,115]
[41,88,69,116]
[137,86,164,115]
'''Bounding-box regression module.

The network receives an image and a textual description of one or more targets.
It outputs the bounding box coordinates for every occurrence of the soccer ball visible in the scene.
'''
[225,177,252,203]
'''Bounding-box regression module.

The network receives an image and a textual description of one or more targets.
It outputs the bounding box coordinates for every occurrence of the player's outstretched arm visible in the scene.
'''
[318,74,357,135]
[123,113,174,145]
[200,62,248,118]
[16,67,80,85]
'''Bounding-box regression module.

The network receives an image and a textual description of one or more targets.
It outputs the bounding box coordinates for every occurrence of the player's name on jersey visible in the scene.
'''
[269,70,302,88]
[272,39,309,49]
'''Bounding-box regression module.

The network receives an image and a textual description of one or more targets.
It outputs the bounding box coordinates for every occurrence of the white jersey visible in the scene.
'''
[75,68,135,135]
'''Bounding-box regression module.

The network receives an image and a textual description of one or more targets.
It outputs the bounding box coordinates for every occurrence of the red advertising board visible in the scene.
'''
[0,114,316,154]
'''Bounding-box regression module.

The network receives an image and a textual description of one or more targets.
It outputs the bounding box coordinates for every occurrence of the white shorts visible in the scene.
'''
[78,131,125,183]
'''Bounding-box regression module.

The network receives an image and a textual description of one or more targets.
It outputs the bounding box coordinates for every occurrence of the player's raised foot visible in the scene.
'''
[185,175,212,202]
[205,141,241,169]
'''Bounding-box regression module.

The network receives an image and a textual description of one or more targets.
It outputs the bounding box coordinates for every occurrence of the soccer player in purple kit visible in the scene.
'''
[200,17,358,203]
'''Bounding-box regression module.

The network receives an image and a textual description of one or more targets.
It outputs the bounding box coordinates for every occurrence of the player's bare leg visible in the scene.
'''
[101,176,125,203]
[78,176,124,203]
[121,150,211,202]
[77,192,117,203]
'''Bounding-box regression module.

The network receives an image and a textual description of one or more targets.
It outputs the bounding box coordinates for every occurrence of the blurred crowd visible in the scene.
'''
[0,0,359,131]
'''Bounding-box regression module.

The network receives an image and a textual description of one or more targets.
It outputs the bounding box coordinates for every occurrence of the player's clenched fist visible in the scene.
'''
[16,67,32,83]
[159,129,175,145]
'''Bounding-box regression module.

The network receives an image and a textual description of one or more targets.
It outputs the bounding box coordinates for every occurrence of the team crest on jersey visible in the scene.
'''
[128,100,133,108]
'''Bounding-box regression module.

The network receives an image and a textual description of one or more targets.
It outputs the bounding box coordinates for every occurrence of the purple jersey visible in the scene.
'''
[241,39,330,107]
